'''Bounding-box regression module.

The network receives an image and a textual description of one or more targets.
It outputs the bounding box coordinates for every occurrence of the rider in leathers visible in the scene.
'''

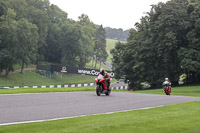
[162,78,171,91]
[97,68,110,90]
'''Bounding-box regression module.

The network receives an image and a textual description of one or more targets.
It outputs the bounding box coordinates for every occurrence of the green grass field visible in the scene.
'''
[0,101,199,133]
[0,71,116,87]
[106,38,119,63]
[0,71,95,87]
[0,87,94,94]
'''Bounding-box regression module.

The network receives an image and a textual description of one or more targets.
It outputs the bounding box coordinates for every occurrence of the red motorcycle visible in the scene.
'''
[163,84,171,95]
[95,74,111,96]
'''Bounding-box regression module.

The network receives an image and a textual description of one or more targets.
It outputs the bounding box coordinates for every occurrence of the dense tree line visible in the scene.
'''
[0,0,107,75]
[111,0,200,89]
[104,27,129,41]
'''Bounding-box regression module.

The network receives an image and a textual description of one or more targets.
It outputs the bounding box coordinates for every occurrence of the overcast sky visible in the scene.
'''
[49,0,169,30]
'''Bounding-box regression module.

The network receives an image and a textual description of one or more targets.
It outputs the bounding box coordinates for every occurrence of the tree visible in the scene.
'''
[59,22,83,67]
[4,0,27,20]
[45,4,68,63]
[94,25,108,68]
[146,1,189,86]
[0,0,6,17]
[25,0,50,62]
[178,2,200,83]
[48,4,68,24]
[0,0,124,74]
[45,8,99,68]
[45,23,62,63]
[0,8,17,75]
[3,0,49,63]
[15,18,38,73]
[104,27,129,41]
[78,14,96,67]
[110,41,127,79]
[0,6,38,75]
[111,1,192,89]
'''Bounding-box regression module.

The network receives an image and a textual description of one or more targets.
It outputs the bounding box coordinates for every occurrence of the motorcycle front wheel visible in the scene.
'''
[106,88,111,96]
[96,85,102,96]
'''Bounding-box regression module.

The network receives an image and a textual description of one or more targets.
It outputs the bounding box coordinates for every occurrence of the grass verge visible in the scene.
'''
[0,86,127,95]
[133,84,200,97]
[0,87,94,95]
[1,84,199,97]
[0,71,95,87]
[0,101,199,133]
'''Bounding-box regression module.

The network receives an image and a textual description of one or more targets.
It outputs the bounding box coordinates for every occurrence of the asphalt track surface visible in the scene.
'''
[0,92,200,126]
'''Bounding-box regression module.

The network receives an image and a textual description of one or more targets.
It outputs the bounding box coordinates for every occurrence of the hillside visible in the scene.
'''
[0,71,95,87]
[106,38,119,63]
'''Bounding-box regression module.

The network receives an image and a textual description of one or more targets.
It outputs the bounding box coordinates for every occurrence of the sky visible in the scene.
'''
[49,0,169,30]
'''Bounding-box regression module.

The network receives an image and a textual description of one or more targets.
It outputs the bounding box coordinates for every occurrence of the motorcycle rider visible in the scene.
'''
[162,78,171,91]
[98,68,110,90]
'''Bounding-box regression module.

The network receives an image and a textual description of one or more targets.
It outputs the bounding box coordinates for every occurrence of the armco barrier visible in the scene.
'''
[0,83,128,90]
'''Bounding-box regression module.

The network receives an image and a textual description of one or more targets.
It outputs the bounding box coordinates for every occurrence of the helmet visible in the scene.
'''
[165,78,169,81]
[100,68,105,75]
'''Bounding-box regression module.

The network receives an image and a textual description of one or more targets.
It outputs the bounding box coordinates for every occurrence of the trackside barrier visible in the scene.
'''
[0,83,128,90]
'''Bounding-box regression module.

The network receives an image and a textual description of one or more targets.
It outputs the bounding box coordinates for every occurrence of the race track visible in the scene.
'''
[0,91,200,126]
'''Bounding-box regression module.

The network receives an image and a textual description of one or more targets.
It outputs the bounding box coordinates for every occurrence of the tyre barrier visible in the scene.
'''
[0,83,128,90]
[111,86,128,90]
